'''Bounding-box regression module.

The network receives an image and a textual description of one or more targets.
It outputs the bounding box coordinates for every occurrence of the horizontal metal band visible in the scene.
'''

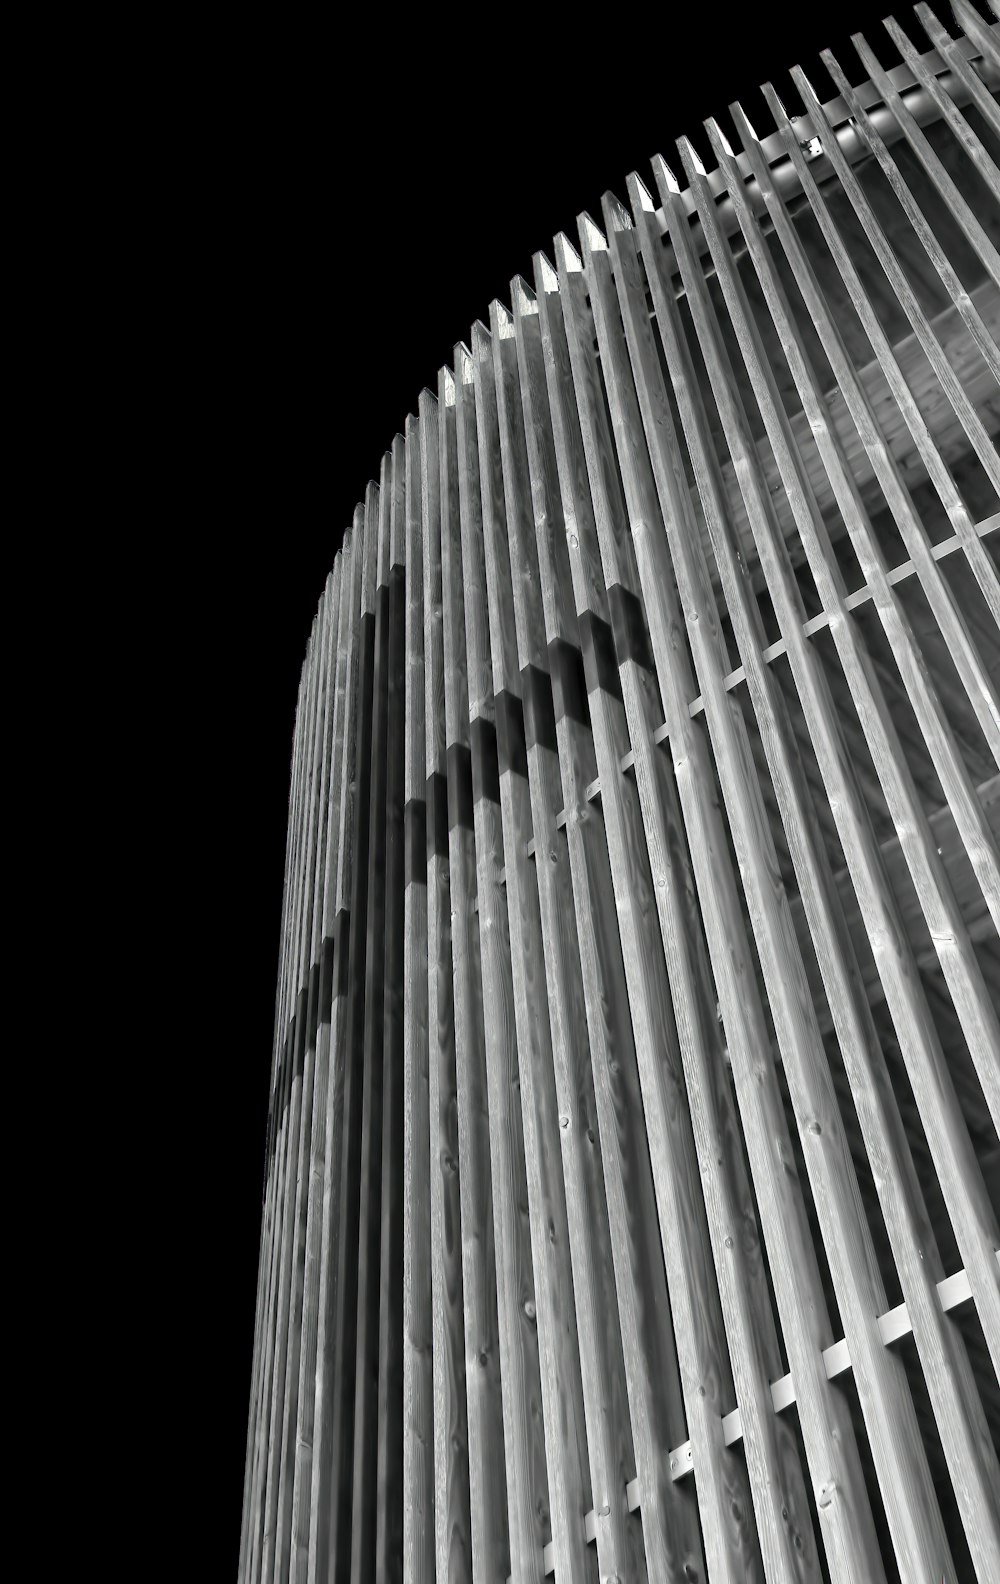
[404,797,428,887]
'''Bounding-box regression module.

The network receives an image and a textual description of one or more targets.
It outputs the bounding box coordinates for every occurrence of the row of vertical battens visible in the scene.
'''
[241,7,1000,1581]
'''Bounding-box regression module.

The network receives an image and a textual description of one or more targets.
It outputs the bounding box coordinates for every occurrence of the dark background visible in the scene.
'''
[172,4,989,1568]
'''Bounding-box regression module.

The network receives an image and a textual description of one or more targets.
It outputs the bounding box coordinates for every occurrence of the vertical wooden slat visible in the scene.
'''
[318,484,378,1584]
[584,196,868,1584]
[402,411,434,1584]
[733,95,1000,927]
[261,586,336,1584]
[240,19,1000,1579]
[375,437,408,1583]
[820,34,1000,379]
[273,555,344,1581]
[619,156,988,1578]
[240,672,307,1583]
[472,318,597,1583]
[516,266,681,1577]
[657,142,1000,1384]
[536,241,714,1582]
[569,208,840,1584]
[849,28,1000,285]
[493,288,644,1583]
[914,5,1000,136]
[438,362,510,1583]
[660,142,925,1582]
[455,338,551,1584]
[293,523,363,1578]
[628,152,1000,1582]
[420,383,473,1584]
[885,11,1000,189]
[790,60,1000,627]
[348,458,394,1584]
[254,612,326,1584]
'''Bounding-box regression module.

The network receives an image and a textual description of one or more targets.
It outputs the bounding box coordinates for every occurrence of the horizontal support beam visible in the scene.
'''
[512,1254,993,1580]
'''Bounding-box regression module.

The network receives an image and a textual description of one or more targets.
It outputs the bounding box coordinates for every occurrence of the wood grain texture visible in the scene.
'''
[293,524,364,1580]
[538,240,714,1584]
[495,290,642,1584]
[348,459,393,1584]
[240,23,1000,1580]
[402,412,434,1584]
[274,555,344,1583]
[317,482,380,1584]
[438,363,510,1584]
[420,386,473,1584]
[473,319,596,1584]
[258,601,330,1584]
[456,341,550,1584]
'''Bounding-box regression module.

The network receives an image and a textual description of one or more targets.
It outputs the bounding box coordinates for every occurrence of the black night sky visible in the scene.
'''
[177,5,988,1569]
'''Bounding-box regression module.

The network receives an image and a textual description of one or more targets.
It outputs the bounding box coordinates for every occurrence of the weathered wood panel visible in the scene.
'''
[241,12,1000,1581]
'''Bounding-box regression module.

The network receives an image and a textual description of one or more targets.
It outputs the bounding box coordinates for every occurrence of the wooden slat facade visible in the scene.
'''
[241,9,1000,1580]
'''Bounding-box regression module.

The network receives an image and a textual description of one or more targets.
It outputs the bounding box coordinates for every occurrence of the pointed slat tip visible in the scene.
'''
[757,84,787,124]
[704,115,736,158]
[577,210,607,252]
[554,232,583,270]
[418,385,438,408]
[626,170,655,211]
[601,190,632,231]
[850,31,877,65]
[733,96,765,139]
[651,152,682,194]
[471,318,492,349]
[676,134,707,177]
[915,4,948,41]
[791,59,820,96]
[510,275,538,318]
[533,251,559,292]
[490,299,515,339]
